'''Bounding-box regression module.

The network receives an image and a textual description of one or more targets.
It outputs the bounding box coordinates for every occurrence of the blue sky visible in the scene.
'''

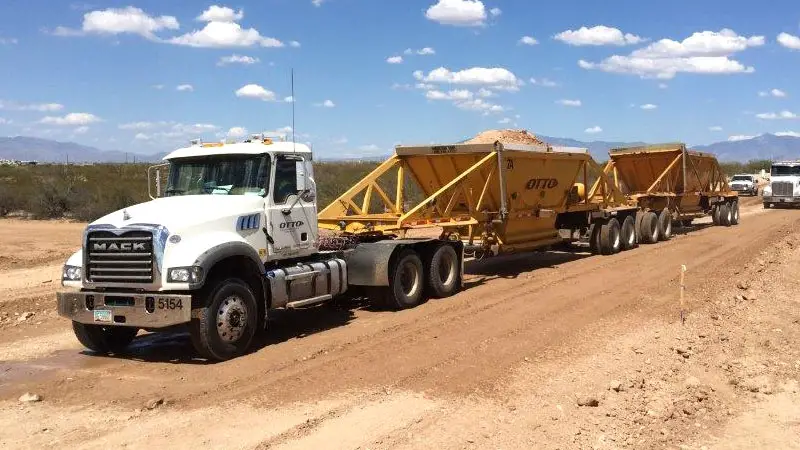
[1,0,799,158]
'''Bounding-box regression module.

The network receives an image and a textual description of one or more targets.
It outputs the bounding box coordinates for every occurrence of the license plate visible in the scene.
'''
[93,309,113,323]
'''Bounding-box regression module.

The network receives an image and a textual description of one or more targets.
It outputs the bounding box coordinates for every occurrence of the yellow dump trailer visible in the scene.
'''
[601,143,740,244]
[319,141,639,257]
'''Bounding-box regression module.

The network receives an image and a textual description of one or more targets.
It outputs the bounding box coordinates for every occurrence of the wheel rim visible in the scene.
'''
[438,255,455,286]
[217,295,248,343]
[665,219,671,236]
[400,261,420,297]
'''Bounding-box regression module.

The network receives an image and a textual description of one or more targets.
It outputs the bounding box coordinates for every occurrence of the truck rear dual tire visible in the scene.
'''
[621,215,636,251]
[72,322,138,354]
[598,218,622,255]
[717,203,733,227]
[426,245,460,299]
[189,278,259,361]
[638,211,660,244]
[730,201,740,225]
[657,209,672,241]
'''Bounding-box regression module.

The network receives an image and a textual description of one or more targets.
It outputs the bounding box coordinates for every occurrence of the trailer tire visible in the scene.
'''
[639,211,659,244]
[588,222,601,255]
[599,218,622,255]
[385,249,425,310]
[712,205,722,225]
[718,203,732,227]
[730,201,740,225]
[657,209,672,241]
[72,322,138,354]
[189,278,259,361]
[634,211,645,244]
[621,215,636,251]
[426,245,459,298]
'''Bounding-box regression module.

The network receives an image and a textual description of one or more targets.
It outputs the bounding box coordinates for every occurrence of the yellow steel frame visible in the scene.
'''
[319,149,631,236]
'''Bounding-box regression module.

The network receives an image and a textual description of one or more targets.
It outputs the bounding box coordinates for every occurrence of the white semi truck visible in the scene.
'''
[57,136,463,361]
[763,161,800,208]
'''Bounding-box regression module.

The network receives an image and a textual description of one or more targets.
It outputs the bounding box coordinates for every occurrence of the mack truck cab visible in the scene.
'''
[56,135,463,361]
[763,161,800,208]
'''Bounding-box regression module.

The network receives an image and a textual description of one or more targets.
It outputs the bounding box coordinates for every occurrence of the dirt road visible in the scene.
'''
[2,197,799,449]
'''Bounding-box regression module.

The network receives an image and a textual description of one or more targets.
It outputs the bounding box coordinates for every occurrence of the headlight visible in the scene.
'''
[763,185,772,195]
[62,265,82,281]
[167,266,204,283]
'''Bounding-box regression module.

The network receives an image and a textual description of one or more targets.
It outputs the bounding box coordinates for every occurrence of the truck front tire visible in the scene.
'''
[426,245,459,298]
[189,278,259,361]
[72,322,138,354]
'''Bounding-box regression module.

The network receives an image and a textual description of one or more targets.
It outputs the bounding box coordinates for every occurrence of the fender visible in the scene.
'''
[191,241,265,288]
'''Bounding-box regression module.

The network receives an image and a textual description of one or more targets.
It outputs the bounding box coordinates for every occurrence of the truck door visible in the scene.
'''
[266,154,318,259]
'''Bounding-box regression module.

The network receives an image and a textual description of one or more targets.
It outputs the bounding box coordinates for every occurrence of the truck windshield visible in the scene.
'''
[731,175,751,181]
[165,154,271,196]
[771,165,800,176]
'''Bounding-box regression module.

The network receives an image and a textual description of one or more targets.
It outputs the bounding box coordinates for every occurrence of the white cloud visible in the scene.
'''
[557,99,582,107]
[169,21,283,48]
[425,0,487,27]
[477,88,494,97]
[529,77,558,87]
[658,83,668,89]
[0,100,64,112]
[728,134,756,142]
[332,137,349,145]
[640,103,657,110]
[152,84,164,90]
[387,56,403,64]
[235,84,276,101]
[519,36,538,46]
[0,118,10,125]
[415,82,436,90]
[176,84,194,92]
[708,126,723,131]
[426,89,474,101]
[39,112,101,126]
[777,32,800,50]
[417,47,435,55]
[312,0,325,7]
[226,126,247,138]
[755,111,798,120]
[359,144,381,152]
[775,131,800,137]
[454,98,503,113]
[134,132,151,141]
[284,96,295,103]
[631,29,764,58]
[585,126,603,134]
[578,29,761,79]
[391,83,412,90]
[555,25,644,46]
[119,121,169,130]
[489,7,501,17]
[760,88,787,98]
[196,5,243,23]
[579,55,755,79]
[417,66,521,89]
[289,40,301,48]
[314,99,335,108]
[73,126,89,134]
[498,117,511,124]
[217,54,259,66]
[263,126,293,139]
[0,37,18,45]
[54,6,179,40]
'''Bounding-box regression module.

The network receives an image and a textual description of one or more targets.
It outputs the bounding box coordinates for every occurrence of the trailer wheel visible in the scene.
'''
[620,215,636,251]
[588,222,601,255]
[599,218,622,255]
[385,249,425,310]
[72,322,138,354]
[639,211,659,244]
[730,201,740,225]
[426,245,459,298]
[189,278,259,361]
[657,209,672,241]
[634,211,645,244]
[718,203,732,227]
[712,205,722,225]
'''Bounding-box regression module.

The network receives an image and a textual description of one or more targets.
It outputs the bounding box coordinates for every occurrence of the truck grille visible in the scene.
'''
[772,181,793,197]
[86,230,154,283]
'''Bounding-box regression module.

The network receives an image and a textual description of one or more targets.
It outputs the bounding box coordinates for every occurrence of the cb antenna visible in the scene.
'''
[291,68,296,154]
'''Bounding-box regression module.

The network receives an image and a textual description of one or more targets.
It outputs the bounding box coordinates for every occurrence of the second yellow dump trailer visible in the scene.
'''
[318,141,639,258]
[601,142,740,244]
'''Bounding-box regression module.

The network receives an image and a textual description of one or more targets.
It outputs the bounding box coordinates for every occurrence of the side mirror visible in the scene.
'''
[295,160,307,192]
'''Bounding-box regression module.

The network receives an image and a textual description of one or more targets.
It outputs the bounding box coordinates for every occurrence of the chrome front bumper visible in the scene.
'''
[57,291,193,328]
[763,196,800,204]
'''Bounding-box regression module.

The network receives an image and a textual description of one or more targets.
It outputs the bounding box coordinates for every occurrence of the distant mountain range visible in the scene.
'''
[1,133,799,164]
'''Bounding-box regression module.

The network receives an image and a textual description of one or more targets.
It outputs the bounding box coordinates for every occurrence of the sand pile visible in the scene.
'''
[463,129,548,146]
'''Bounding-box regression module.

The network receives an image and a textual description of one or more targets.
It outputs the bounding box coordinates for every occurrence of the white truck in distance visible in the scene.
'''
[57,136,463,361]
[729,174,758,196]
[763,161,800,209]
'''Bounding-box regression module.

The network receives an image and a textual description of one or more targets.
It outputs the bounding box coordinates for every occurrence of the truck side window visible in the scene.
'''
[273,156,299,203]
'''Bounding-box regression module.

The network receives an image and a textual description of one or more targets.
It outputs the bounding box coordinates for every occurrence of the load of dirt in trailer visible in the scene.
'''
[462,129,549,146]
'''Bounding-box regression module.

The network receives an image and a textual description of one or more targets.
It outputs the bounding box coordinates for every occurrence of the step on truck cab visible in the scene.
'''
[56,135,463,361]
[763,161,800,208]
